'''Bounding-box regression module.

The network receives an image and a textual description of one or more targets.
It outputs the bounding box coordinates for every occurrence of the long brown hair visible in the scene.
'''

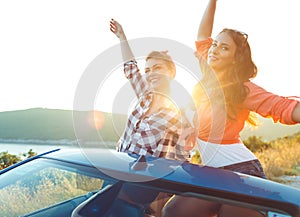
[220,28,257,102]
[194,28,258,125]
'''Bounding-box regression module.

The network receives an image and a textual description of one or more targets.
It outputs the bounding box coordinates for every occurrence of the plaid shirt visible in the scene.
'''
[116,60,190,161]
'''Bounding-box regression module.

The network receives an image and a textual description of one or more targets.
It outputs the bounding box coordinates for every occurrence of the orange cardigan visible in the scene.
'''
[194,38,298,144]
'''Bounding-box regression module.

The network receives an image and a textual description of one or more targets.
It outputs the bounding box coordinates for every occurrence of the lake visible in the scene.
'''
[0,143,75,155]
[0,140,118,156]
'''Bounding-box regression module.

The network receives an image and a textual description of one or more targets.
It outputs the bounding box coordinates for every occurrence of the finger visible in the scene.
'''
[109,21,114,27]
[110,23,117,30]
[110,27,116,33]
[110,24,115,30]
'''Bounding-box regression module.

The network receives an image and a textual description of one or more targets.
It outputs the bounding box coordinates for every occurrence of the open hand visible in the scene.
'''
[110,18,125,39]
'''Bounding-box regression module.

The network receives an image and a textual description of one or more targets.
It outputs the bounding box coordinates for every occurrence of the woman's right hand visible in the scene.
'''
[178,127,197,151]
[110,19,125,39]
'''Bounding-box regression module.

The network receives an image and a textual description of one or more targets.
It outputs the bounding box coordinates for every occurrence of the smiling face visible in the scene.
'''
[208,32,237,77]
[145,58,173,92]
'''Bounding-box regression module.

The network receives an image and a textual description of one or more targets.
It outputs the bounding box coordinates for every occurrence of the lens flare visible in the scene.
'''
[88,111,105,130]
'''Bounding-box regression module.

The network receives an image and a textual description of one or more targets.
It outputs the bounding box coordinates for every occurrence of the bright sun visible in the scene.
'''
[170,66,199,109]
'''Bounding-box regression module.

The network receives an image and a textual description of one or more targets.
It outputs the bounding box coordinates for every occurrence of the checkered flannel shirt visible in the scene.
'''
[116,60,190,161]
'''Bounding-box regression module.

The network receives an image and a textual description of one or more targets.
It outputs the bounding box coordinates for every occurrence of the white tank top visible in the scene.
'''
[197,139,257,168]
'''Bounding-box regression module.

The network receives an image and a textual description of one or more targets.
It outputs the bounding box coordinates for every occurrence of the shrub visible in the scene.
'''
[0,149,37,170]
[243,136,271,152]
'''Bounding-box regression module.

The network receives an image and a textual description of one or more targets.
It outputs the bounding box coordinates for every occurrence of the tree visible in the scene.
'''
[0,151,21,170]
[243,136,271,152]
[0,149,37,170]
[23,149,37,159]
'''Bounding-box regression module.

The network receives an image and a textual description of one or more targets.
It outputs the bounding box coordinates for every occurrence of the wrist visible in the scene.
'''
[119,34,127,41]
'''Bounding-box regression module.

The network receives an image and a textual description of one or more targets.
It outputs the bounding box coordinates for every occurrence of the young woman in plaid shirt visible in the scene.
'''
[110,19,190,161]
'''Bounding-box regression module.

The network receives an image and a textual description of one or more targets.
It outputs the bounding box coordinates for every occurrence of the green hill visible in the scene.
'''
[0,108,128,144]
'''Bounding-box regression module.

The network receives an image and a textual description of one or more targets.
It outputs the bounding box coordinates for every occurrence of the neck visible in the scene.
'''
[146,92,174,115]
[152,86,171,96]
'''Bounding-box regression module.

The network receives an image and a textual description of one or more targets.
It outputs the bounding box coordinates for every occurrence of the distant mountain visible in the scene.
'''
[0,108,299,145]
[0,108,127,144]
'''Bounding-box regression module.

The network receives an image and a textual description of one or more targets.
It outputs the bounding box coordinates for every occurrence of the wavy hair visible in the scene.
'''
[220,28,258,124]
[194,29,258,125]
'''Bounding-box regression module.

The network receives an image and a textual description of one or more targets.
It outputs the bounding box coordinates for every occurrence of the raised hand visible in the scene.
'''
[109,19,134,65]
[110,18,125,40]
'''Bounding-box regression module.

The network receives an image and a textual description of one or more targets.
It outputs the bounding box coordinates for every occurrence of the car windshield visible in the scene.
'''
[0,158,117,217]
[0,156,295,217]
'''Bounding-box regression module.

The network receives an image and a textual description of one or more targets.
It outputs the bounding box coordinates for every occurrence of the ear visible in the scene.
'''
[170,71,176,79]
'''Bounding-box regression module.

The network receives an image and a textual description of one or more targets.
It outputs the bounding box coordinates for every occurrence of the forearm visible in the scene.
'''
[119,35,135,63]
[197,0,217,41]
[292,102,300,123]
[124,62,147,96]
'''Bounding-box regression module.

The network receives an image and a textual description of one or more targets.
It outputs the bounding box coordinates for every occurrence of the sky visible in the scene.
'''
[0,0,299,114]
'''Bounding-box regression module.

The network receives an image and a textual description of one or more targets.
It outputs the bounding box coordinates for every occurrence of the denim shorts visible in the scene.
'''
[220,159,266,179]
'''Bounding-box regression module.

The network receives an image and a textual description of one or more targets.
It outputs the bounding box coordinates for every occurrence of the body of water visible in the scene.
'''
[0,141,116,156]
[0,143,73,155]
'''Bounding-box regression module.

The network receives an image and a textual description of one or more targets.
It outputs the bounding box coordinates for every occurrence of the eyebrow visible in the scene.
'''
[213,40,231,47]
[145,64,162,70]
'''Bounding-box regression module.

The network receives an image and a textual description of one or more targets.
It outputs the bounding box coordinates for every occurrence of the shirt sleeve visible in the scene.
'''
[124,60,148,98]
[195,37,213,61]
[243,81,298,124]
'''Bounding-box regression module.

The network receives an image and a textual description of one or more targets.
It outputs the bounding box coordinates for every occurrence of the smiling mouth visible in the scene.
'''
[209,56,218,61]
[151,78,159,83]
[149,77,159,83]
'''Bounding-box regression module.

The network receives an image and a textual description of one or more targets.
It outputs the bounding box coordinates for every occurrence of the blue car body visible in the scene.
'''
[1,148,300,217]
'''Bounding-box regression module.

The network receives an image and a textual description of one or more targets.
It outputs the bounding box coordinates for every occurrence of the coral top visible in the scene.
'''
[194,38,298,144]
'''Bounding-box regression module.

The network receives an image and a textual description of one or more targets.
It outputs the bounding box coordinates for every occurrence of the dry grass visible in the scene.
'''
[254,135,300,181]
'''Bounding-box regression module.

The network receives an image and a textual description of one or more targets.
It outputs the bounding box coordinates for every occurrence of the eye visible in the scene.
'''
[221,46,229,51]
[153,65,162,71]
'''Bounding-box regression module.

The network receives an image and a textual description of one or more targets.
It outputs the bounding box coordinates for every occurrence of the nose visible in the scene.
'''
[210,45,219,54]
[146,71,156,77]
[146,71,155,82]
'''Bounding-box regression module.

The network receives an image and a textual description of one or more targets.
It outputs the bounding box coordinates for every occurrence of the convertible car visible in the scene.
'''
[0,148,299,217]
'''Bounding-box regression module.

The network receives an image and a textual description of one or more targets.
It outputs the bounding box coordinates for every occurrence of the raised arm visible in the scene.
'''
[110,19,148,97]
[110,19,134,62]
[197,0,217,41]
